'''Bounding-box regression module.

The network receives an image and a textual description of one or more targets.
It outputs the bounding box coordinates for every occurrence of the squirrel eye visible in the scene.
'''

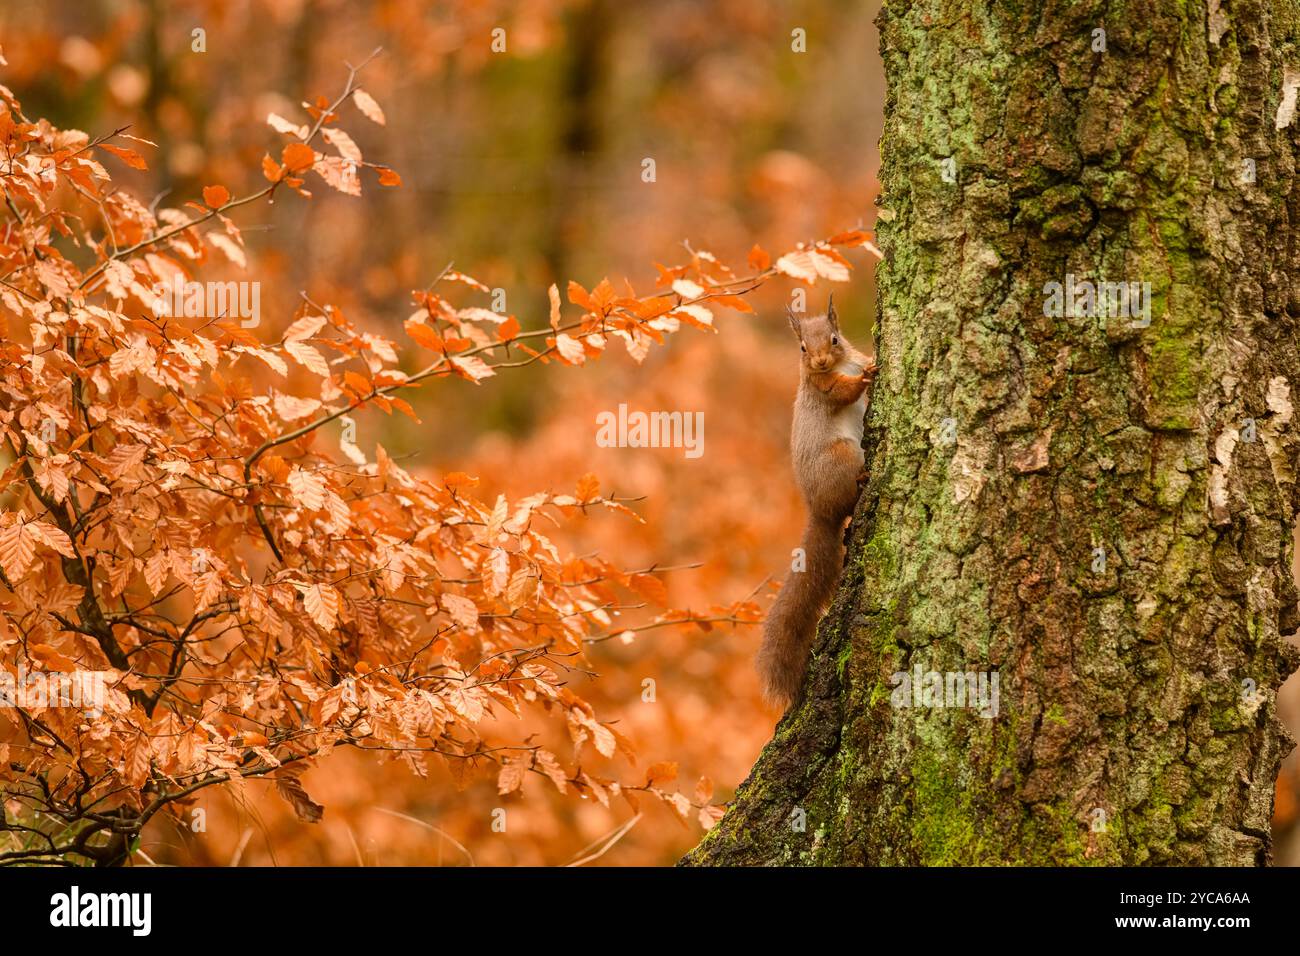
[800,343,806,351]
[832,336,838,345]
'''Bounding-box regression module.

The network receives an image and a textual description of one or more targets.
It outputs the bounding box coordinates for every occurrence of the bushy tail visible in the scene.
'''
[756,513,846,709]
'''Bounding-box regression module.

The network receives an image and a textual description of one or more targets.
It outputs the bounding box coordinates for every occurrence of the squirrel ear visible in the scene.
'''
[826,293,838,331]
[786,306,801,337]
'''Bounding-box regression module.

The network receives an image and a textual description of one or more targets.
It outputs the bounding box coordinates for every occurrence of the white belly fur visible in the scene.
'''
[832,359,867,445]
[834,392,867,445]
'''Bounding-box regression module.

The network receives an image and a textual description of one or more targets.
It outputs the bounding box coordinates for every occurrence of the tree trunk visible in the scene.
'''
[686,0,1300,866]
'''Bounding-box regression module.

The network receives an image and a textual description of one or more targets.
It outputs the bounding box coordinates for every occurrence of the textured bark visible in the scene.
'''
[686,0,1300,866]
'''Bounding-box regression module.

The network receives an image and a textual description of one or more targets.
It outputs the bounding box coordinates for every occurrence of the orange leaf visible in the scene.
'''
[274,767,324,823]
[389,397,421,422]
[300,583,340,631]
[497,761,526,795]
[590,278,616,311]
[30,643,76,673]
[553,333,585,365]
[448,354,494,382]
[404,319,444,351]
[0,523,36,580]
[631,296,675,320]
[281,142,316,173]
[826,228,872,246]
[202,184,230,208]
[669,792,693,823]
[342,370,371,396]
[443,471,479,492]
[576,473,600,501]
[548,283,562,330]
[534,750,569,794]
[567,281,595,311]
[441,593,479,632]
[98,143,147,170]
[352,88,386,125]
[644,761,678,787]
[711,294,755,313]
[497,315,520,342]
[630,573,669,606]
[287,469,327,510]
[698,805,726,830]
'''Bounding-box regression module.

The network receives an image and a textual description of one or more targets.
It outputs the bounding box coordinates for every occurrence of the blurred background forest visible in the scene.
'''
[1,0,1297,865]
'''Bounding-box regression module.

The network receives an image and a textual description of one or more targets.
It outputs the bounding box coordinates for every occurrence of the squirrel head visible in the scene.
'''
[788,294,844,373]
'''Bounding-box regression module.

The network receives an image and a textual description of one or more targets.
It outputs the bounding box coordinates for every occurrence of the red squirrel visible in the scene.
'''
[757,295,876,710]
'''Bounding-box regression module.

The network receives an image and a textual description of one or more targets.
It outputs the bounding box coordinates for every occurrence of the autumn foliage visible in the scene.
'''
[0,48,882,865]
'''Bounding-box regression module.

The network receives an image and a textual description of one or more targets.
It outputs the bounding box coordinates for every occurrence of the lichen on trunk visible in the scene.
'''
[685,0,1300,866]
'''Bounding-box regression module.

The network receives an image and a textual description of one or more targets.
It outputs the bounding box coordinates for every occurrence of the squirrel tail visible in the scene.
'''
[756,512,846,710]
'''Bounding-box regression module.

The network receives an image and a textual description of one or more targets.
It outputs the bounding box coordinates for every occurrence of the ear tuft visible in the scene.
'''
[786,306,802,337]
[826,293,838,331]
